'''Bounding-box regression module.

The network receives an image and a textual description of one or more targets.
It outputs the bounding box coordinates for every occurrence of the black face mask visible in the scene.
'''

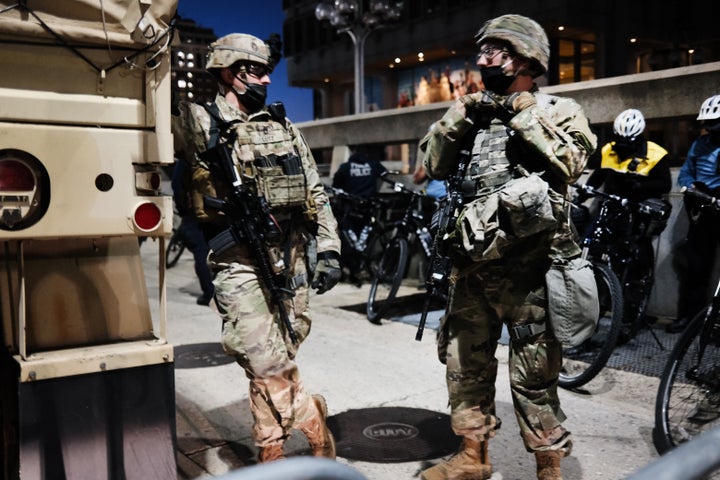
[480,65,516,94]
[613,141,637,160]
[233,78,267,113]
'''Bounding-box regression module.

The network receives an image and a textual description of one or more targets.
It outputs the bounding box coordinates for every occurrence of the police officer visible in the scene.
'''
[672,94,720,333]
[582,109,671,333]
[172,33,341,463]
[420,14,596,480]
[585,109,671,203]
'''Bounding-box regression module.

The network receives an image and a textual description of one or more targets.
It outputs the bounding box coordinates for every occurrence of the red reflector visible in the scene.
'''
[0,159,35,191]
[133,202,162,232]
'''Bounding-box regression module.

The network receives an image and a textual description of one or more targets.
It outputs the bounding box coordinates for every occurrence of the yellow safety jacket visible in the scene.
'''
[600,141,668,176]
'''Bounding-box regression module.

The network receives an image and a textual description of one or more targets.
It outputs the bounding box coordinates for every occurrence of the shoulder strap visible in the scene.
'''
[203,102,225,149]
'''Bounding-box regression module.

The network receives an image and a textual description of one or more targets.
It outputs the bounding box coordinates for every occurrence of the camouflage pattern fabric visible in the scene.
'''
[422,87,596,454]
[474,14,550,75]
[173,93,341,448]
[441,242,573,454]
[210,241,319,446]
[206,33,271,70]
[173,93,340,255]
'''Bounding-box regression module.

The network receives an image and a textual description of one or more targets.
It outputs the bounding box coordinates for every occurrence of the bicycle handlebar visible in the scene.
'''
[681,185,720,209]
[572,183,669,218]
[572,183,628,206]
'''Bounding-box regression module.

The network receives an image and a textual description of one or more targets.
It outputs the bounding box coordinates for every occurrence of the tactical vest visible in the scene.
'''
[462,93,555,198]
[190,102,308,217]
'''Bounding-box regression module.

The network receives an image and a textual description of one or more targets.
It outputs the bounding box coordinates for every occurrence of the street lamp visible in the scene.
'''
[315,0,403,114]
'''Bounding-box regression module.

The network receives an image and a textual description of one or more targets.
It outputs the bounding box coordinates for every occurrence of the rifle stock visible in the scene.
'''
[416,148,471,341]
[202,138,299,345]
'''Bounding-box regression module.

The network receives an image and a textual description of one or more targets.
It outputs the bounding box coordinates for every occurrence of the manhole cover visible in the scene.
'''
[327,407,460,463]
[174,342,234,369]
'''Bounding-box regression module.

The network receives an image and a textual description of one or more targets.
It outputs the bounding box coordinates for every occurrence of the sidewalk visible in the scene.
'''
[141,241,662,480]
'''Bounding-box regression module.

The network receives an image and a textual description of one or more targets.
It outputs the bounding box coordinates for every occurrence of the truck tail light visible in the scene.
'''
[132,201,162,232]
[0,150,49,231]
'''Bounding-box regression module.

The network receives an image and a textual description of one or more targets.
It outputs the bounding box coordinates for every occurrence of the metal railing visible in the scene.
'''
[626,426,720,479]
[212,457,368,480]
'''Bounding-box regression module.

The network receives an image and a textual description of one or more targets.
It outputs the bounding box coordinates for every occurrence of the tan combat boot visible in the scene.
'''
[421,438,492,480]
[536,450,563,480]
[299,394,336,459]
[257,442,285,463]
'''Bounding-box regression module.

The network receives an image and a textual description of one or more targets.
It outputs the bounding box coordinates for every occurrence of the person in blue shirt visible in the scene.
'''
[671,94,720,333]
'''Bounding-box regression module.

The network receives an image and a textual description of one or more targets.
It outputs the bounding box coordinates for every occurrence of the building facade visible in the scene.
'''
[171,18,217,107]
[283,0,720,120]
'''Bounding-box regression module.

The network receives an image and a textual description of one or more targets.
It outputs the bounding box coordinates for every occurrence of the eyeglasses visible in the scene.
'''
[476,46,509,62]
[242,62,270,78]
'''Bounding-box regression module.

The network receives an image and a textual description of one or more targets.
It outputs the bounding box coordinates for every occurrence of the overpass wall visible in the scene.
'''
[297,62,720,320]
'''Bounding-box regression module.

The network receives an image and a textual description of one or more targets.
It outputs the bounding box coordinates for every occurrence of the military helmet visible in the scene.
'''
[613,109,646,140]
[206,33,271,71]
[697,94,720,121]
[474,14,549,77]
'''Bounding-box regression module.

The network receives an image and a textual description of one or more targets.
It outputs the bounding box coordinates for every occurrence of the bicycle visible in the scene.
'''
[366,177,436,324]
[166,214,186,268]
[326,185,392,286]
[653,186,720,456]
[560,184,670,389]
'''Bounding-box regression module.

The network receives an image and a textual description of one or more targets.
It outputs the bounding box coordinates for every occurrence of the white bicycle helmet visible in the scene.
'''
[697,95,720,120]
[613,109,645,140]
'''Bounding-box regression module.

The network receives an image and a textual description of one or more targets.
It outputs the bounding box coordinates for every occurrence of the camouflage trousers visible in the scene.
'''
[439,250,572,454]
[209,242,320,447]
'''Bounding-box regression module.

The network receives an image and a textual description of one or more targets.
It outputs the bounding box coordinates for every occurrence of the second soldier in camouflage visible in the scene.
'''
[420,14,597,480]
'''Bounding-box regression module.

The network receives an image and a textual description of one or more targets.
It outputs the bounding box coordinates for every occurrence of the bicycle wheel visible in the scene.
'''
[653,306,720,454]
[366,237,408,324]
[363,226,392,277]
[559,262,624,389]
[166,231,186,268]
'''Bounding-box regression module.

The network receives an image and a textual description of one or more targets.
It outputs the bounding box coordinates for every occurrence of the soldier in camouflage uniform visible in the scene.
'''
[419,15,597,480]
[172,33,342,464]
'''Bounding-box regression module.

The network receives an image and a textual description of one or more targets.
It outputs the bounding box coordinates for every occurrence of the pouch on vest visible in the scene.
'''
[254,154,307,208]
[498,174,556,238]
[458,193,510,262]
[545,257,599,348]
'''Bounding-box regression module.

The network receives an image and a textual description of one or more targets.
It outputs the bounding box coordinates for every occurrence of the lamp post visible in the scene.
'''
[315,0,403,114]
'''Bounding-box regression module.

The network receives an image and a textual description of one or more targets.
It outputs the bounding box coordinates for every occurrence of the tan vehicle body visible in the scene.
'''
[0,1,178,478]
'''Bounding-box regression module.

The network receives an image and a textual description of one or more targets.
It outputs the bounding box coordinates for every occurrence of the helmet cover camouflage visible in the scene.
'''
[206,33,271,71]
[474,14,549,77]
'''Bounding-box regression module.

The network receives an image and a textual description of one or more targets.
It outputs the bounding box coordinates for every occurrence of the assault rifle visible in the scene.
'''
[415,148,471,341]
[201,131,299,345]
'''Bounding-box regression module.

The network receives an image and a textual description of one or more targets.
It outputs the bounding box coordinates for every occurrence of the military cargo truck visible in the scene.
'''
[0,1,178,478]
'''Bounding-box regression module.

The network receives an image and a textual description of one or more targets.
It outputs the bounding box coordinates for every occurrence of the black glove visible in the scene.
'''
[311,251,342,294]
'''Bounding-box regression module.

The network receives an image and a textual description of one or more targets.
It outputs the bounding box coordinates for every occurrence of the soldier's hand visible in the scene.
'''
[459,91,497,110]
[504,91,537,113]
[311,251,342,294]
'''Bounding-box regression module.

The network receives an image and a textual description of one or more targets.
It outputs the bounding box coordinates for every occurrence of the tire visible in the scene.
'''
[364,226,392,277]
[366,237,409,324]
[620,244,655,337]
[166,231,186,268]
[653,306,720,454]
[559,262,624,389]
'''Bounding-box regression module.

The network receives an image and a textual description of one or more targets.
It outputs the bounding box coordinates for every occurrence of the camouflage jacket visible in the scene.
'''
[172,93,340,256]
[421,88,597,260]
